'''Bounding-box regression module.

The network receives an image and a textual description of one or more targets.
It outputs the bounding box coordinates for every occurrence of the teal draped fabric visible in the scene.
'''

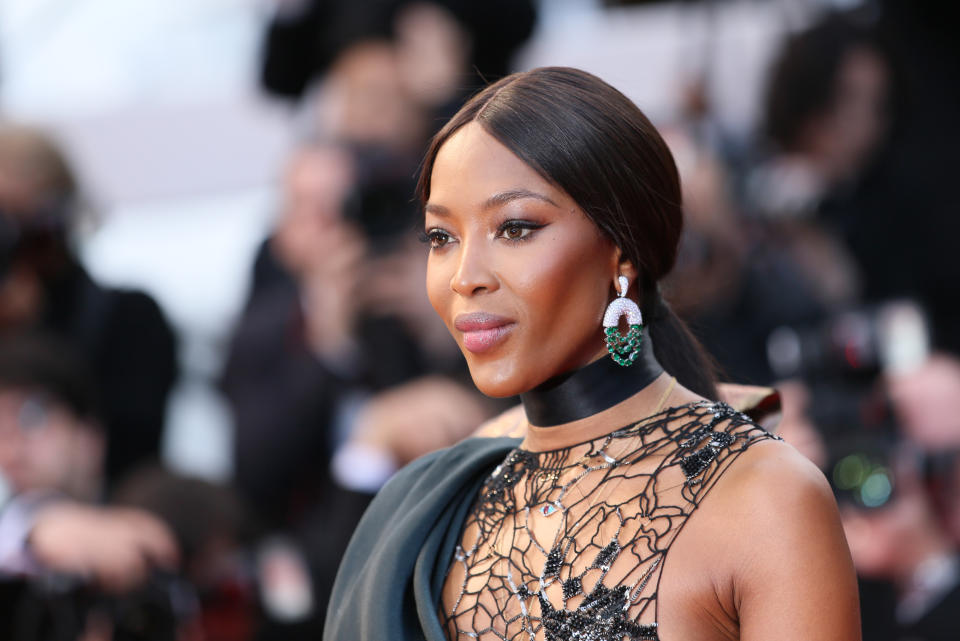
[324,437,520,641]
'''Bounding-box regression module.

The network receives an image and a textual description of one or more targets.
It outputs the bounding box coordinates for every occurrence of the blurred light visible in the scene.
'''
[767,325,802,378]
[878,300,930,376]
[859,469,893,508]
[833,454,866,490]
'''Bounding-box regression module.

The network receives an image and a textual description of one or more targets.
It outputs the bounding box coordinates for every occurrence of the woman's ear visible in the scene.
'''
[612,247,639,286]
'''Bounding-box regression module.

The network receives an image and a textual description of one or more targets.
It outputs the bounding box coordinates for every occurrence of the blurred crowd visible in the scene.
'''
[0,1,958,640]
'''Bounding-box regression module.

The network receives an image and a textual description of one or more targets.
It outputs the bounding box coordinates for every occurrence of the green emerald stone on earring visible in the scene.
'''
[604,324,642,366]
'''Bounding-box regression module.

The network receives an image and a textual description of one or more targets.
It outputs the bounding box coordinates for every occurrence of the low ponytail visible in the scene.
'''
[646,294,719,399]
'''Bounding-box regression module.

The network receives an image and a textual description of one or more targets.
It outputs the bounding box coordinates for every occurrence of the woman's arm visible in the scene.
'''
[724,442,862,640]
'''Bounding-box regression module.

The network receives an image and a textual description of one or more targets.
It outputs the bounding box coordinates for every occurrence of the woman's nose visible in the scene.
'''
[450,238,498,297]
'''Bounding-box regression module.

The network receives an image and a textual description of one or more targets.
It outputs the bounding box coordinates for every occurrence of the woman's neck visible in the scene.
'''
[522,374,697,452]
[518,334,701,451]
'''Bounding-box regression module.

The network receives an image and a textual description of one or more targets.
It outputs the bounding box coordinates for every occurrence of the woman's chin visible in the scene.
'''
[466,361,531,398]
[470,376,523,399]
[465,349,604,398]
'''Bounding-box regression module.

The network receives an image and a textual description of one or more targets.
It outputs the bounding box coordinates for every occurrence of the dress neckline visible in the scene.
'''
[517,400,712,455]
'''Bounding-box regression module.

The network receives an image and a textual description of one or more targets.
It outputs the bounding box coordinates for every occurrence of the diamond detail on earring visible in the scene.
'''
[602,298,643,327]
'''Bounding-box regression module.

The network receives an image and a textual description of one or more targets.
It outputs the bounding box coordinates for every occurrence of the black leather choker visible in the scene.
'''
[520,328,663,427]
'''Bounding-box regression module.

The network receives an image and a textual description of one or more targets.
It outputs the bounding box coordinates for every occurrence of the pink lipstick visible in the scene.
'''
[454,313,515,354]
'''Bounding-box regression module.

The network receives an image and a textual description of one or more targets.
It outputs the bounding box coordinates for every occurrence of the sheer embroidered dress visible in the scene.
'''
[440,400,779,641]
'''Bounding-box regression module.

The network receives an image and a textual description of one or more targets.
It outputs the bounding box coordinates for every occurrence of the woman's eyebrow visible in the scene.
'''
[425,189,559,217]
[482,189,559,210]
[424,203,449,216]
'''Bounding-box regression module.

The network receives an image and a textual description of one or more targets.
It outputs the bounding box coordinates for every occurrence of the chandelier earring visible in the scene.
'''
[602,275,644,367]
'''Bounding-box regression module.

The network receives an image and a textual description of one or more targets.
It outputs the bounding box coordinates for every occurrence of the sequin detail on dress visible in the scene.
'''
[440,401,778,641]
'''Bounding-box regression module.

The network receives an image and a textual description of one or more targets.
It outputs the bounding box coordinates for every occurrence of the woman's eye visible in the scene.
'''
[497,220,543,242]
[423,229,454,249]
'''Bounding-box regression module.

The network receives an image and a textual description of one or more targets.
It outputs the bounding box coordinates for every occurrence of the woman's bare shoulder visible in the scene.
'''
[726,436,827,486]
[696,438,861,639]
[710,437,837,537]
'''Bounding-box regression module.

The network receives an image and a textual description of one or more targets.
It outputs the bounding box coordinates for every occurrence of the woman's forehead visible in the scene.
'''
[428,122,570,214]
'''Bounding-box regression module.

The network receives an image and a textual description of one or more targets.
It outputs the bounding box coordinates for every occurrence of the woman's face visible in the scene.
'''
[424,122,622,397]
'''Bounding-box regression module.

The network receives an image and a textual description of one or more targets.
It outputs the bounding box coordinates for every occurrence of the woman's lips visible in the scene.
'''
[454,313,515,354]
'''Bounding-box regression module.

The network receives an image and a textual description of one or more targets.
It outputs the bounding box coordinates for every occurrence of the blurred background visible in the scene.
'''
[0,0,957,639]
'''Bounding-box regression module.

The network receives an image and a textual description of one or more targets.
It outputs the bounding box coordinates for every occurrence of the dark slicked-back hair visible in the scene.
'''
[416,67,718,398]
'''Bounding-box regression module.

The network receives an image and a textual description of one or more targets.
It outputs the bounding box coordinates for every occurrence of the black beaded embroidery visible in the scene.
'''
[440,401,778,640]
[482,450,539,515]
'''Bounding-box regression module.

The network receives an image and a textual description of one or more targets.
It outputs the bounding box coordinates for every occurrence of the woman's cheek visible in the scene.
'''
[425,255,452,321]
[509,244,591,315]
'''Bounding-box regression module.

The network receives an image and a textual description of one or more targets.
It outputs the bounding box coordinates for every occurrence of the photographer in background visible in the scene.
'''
[259,0,537,102]
[0,334,181,640]
[0,124,177,486]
